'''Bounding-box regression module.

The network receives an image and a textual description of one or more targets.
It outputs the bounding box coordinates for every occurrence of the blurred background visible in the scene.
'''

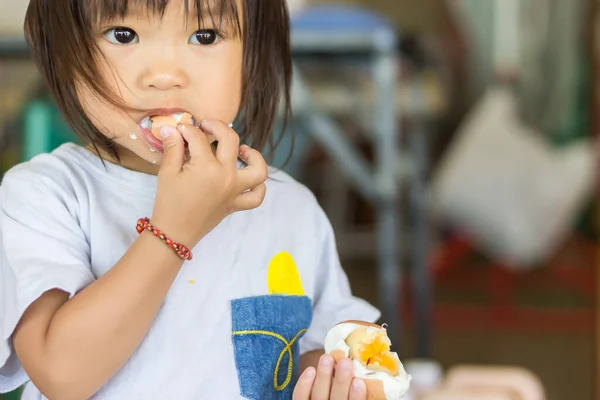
[0,0,598,399]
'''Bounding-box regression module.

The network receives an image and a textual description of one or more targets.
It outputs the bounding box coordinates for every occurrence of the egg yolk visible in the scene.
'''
[346,328,400,376]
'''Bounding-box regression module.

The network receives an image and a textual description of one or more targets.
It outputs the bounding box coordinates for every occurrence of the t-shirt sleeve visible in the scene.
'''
[0,172,95,392]
[300,207,381,354]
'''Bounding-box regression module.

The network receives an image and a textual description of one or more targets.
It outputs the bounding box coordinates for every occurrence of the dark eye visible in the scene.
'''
[104,27,138,44]
[189,30,220,45]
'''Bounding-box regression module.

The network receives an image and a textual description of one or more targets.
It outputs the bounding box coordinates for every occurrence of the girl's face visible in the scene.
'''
[81,1,243,173]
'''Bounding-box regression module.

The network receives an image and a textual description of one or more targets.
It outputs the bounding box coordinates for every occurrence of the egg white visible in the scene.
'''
[324,322,412,399]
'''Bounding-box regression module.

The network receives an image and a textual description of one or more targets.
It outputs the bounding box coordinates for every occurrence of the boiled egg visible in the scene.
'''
[139,112,195,141]
[324,321,411,400]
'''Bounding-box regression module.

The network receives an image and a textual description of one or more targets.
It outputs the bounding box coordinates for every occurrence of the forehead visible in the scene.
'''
[90,0,240,24]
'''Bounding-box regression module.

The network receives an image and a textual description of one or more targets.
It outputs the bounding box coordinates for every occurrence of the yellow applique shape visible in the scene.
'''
[267,252,305,296]
[232,329,307,390]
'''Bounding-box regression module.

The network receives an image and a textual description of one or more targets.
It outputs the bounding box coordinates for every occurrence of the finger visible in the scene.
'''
[292,367,317,400]
[236,145,268,191]
[200,119,240,163]
[311,354,335,400]
[348,379,367,400]
[237,166,268,194]
[238,144,266,168]
[176,123,213,161]
[158,125,185,175]
[330,359,354,400]
[232,183,266,211]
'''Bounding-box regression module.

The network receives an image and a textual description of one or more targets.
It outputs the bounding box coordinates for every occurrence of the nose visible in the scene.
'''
[139,59,189,91]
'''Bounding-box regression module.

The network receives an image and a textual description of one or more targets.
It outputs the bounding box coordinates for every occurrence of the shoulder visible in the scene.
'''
[0,144,89,211]
[3,142,90,182]
[264,166,323,215]
[260,166,333,238]
[266,166,317,198]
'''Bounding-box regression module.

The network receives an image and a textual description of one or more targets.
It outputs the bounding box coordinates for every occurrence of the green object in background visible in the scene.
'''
[0,388,22,400]
[0,98,74,399]
[22,97,77,161]
[549,60,590,147]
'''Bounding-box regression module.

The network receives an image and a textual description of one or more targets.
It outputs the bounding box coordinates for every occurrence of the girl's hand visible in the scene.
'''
[151,119,268,248]
[293,354,367,400]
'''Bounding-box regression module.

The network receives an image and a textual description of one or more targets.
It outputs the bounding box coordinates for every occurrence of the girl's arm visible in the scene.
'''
[13,232,184,400]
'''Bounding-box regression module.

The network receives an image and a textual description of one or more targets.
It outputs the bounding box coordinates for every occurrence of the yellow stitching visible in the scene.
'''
[273,329,306,390]
[232,329,307,391]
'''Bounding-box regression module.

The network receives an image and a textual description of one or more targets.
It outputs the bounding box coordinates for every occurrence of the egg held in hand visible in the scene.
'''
[139,112,195,141]
[324,321,411,400]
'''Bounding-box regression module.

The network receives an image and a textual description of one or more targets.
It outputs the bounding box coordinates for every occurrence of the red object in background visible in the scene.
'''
[408,233,596,334]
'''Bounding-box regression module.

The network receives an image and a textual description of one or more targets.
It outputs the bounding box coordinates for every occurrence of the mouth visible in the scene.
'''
[137,108,196,153]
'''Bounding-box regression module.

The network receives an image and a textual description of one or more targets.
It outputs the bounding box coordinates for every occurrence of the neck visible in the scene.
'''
[85,144,161,176]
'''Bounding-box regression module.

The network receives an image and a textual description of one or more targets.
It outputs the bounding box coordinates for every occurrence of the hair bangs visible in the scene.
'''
[90,0,241,35]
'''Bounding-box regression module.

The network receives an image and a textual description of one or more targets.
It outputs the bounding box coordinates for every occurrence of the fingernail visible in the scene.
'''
[177,124,185,133]
[160,125,177,139]
[352,379,366,392]
[320,356,333,367]
[304,368,316,380]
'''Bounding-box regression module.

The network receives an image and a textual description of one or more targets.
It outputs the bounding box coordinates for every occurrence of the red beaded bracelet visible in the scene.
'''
[136,217,193,261]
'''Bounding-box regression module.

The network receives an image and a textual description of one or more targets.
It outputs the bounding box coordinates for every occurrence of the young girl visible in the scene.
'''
[0,1,380,399]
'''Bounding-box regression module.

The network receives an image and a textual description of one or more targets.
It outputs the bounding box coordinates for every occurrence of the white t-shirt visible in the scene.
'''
[0,143,380,399]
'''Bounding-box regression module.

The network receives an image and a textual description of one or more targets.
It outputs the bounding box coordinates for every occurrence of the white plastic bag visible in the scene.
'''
[431,86,596,267]
[0,0,28,36]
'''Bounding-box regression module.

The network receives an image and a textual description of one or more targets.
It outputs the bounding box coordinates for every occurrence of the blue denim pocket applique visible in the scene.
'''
[231,294,313,400]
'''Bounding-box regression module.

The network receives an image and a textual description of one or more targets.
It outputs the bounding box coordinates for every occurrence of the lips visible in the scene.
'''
[138,124,165,153]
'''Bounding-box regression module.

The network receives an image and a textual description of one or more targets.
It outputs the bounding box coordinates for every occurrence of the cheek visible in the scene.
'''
[77,85,134,141]
[190,48,243,123]
[75,57,136,140]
